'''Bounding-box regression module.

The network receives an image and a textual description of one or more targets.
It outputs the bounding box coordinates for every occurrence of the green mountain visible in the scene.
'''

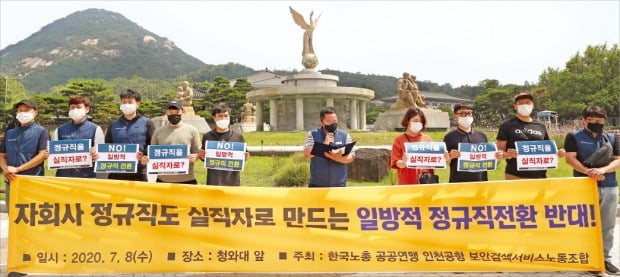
[0,8,206,92]
[187,63,256,83]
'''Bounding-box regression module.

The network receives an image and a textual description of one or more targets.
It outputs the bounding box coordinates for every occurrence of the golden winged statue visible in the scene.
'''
[289,6,321,57]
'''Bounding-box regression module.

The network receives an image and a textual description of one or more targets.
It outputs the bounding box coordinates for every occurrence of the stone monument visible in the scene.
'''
[245,7,374,131]
[151,81,211,133]
[242,102,256,123]
[237,102,260,132]
[374,72,449,131]
[176,81,195,115]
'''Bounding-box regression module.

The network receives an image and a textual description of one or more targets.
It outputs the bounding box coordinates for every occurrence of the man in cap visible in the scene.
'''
[142,100,201,184]
[0,100,49,207]
[564,106,620,275]
[496,92,564,179]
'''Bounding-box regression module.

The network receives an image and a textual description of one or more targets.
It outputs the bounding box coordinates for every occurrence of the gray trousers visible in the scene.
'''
[599,186,618,262]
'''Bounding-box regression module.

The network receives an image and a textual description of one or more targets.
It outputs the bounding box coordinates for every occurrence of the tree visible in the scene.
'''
[473,82,524,127]
[454,84,484,100]
[538,43,620,123]
[478,79,500,90]
[366,104,388,124]
[107,76,176,101]
[232,78,255,120]
[192,81,211,118]
[53,79,118,127]
[0,77,28,132]
[31,94,69,125]
[436,104,454,119]
[138,99,164,119]
[202,76,250,123]
[232,78,253,94]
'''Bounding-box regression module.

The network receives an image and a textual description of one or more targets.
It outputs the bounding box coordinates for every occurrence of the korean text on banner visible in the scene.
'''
[404,141,447,169]
[457,142,497,172]
[204,140,246,171]
[94,143,138,173]
[8,176,603,274]
[47,139,92,169]
[515,140,558,171]
[147,145,189,175]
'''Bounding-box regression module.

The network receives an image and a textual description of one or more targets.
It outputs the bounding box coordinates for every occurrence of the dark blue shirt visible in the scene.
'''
[564,129,619,188]
[0,123,49,176]
[105,114,154,181]
[308,128,349,187]
[55,120,100,178]
[105,114,153,154]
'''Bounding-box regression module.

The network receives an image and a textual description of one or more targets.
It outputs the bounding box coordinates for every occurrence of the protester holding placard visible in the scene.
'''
[143,100,201,184]
[198,106,249,186]
[564,106,620,275]
[496,92,564,179]
[390,108,435,185]
[49,96,104,178]
[443,103,500,183]
[103,89,154,181]
[0,100,49,207]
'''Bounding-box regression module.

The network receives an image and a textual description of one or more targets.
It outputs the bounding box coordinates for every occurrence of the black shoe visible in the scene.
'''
[606,261,620,274]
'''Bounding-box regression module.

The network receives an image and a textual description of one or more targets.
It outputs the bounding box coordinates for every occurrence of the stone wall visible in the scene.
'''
[347,148,391,182]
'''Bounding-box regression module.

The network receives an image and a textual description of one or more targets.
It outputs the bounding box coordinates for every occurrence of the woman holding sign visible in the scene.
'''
[390,108,435,185]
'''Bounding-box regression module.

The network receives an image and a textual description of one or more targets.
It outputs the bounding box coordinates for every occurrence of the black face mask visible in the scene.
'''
[324,123,337,133]
[587,122,604,133]
[167,114,182,125]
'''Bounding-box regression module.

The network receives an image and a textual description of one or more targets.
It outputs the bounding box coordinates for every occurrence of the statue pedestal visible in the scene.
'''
[234,122,271,133]
[373,108,449,131]
[242,116,256,124]
[183,106,196,116]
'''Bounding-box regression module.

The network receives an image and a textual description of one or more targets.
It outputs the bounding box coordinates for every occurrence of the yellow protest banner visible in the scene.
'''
[8,176,603,274]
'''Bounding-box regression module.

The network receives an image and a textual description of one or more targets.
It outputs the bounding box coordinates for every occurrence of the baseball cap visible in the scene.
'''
[15,99,38,110]
[514,92,534,103]
[166,100,183,110]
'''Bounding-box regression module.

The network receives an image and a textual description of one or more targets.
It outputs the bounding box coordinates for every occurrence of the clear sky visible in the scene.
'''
[1,1,618,87]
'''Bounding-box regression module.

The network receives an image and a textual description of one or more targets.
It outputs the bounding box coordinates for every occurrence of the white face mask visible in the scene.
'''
[120,103,137,115]
[68,108,86,121]
[215,119,230,129]
[16,111,34,124]
[458,116,474,128]
[517,104,533,116]
[409,122,423,133]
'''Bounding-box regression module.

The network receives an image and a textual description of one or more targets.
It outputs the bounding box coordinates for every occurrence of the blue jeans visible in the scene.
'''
[598,186,618,262]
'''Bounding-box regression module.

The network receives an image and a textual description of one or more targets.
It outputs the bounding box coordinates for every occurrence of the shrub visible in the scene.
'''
[272,153,309,187]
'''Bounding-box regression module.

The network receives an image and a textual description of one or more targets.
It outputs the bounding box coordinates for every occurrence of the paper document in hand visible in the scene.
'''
[311,141,356,158]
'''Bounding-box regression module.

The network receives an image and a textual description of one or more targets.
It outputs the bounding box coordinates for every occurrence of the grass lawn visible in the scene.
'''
[0,130,616,200]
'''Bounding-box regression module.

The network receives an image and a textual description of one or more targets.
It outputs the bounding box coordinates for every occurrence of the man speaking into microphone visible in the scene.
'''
[303,107,355,187]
